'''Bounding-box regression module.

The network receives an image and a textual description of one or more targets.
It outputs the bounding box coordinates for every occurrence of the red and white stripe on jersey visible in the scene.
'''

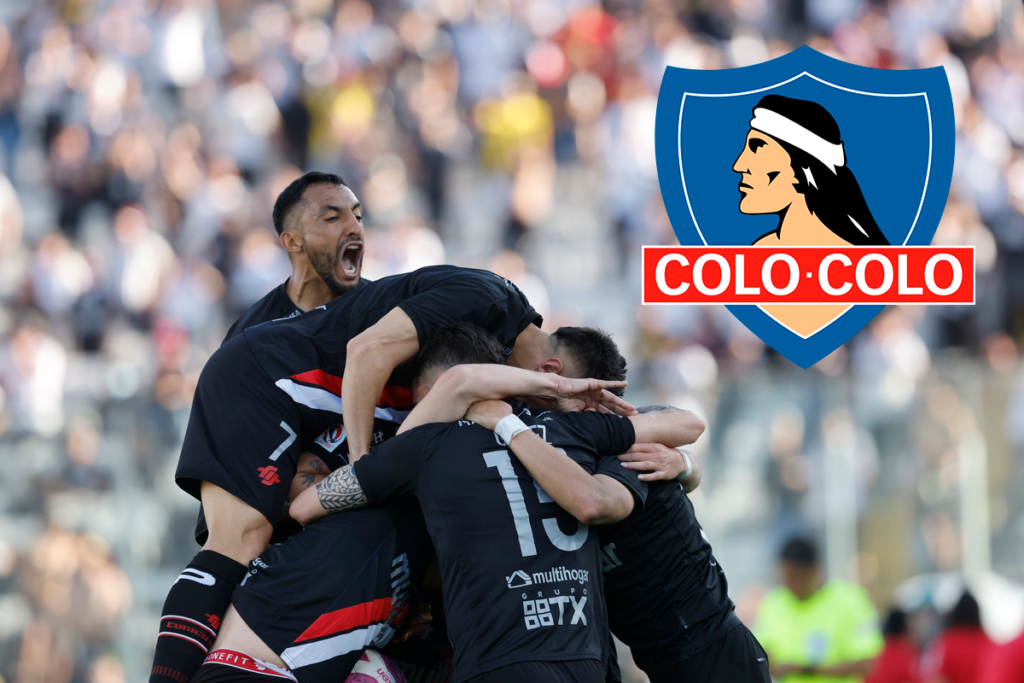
[280,597,404,671]
[275,370,414,424]
[203,649,297,681]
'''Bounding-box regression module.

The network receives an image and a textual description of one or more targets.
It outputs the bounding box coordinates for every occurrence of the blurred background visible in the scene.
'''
[0,0,1022,681]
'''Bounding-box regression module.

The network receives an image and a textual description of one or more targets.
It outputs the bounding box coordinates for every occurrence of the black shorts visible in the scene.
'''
[231,501,433,683]
[192,650,296,683]
[176,335,308,530]
[647,624,770,683]
[464,659,605,683]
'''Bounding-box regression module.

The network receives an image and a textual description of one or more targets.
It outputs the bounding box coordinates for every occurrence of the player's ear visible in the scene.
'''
[280,229,304,254]
[538,358,563,375]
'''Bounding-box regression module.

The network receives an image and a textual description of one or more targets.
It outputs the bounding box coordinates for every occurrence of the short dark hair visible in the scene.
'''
[272,172,348,235]
[551,327,627,397]
[780,537,819,568]
[416,324,506,384]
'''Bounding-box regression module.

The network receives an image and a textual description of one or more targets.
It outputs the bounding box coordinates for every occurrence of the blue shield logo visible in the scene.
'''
[655,46,954,368]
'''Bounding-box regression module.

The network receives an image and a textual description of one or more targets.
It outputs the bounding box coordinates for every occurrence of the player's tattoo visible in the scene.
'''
[637,404,684,414]
[307,457,324,473]
[297,473,318,489]
[315,465,367,513]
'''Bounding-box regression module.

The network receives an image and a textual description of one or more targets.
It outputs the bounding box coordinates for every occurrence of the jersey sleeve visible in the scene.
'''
[594,455,648,516]
[559,411,637,457]
[353,426,437,504]
[559,411,643,513]
[397,267,540,353]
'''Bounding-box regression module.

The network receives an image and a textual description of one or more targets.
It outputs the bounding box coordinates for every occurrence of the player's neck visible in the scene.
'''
[776,200,848,247]
[286,266,337,311]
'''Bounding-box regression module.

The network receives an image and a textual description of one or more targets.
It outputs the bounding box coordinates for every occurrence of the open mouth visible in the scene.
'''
[339,242,363,278]
[739,182,753,191]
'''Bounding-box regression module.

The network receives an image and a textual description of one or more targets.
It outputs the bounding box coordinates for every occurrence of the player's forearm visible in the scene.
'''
[343,308,421,459]
[290,465,367,525]
[628,406,705,448]
[508,431,631,524]
[342,342,394,459]
[400,365,561,432]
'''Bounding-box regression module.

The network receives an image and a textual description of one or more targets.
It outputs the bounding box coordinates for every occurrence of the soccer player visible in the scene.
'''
[151,170,368,683]
[223,171,366,340]
[193,324,641,682]
[287,328,706,683]
[491,328,768,681]
[599,405,771,683]
[153,266,632,683]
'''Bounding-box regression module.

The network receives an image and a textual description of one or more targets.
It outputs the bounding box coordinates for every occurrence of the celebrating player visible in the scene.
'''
[151,170,369,683]
[284,324,704,683]
[224,171,367,342]
[191,324,642,682]
[151,265,632,683]
[600,405,771,682]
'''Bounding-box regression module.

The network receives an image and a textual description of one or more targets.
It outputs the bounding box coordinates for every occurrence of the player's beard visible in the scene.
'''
[308,242,361,296]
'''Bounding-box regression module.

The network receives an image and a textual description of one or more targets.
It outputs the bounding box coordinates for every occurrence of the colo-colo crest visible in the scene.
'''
[645,46,968,368]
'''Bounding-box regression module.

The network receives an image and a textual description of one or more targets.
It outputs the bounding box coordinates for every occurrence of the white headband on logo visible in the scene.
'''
[749,108,846,174]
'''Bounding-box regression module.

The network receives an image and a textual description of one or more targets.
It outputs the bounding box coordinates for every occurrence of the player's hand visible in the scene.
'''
[617,444,697,483]
[465,399,513,430]
[528,376,636,415]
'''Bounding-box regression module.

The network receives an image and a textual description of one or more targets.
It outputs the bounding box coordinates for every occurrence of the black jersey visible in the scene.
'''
[196,277,368,544]
[245,266,539,422]
[222,278,373,343]
[598,481,742,676]
[353,404,644,682]
[177,266,539,531]
[223,281,300,343]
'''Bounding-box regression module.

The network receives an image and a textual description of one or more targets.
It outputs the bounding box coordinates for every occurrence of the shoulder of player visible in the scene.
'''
[396,420,472,445]
[222,284,291,339]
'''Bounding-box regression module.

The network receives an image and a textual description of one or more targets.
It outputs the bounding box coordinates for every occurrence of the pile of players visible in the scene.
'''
[148,173,770,683]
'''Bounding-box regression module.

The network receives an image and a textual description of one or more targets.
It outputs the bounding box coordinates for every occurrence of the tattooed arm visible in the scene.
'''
[626,405,705,451]
[290,427,429,525]
[286,453,328,508]
[290,464,367,525]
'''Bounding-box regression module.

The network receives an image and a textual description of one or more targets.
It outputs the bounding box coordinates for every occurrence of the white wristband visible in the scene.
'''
[676,448,693,481]
[495,414,531,445]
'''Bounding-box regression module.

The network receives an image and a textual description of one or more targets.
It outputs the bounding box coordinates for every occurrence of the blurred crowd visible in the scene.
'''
[0,0,1023,681]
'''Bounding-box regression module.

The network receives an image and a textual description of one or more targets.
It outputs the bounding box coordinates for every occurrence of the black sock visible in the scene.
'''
[150,550,248,683]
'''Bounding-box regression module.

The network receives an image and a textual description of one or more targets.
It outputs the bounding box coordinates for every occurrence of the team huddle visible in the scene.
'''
[149,173,771,683]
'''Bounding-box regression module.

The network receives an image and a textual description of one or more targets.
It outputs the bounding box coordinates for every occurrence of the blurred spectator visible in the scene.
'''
[920,591,995,683]
[755,537,883,682]
[866,609,921,683]
[42,417,112,495]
